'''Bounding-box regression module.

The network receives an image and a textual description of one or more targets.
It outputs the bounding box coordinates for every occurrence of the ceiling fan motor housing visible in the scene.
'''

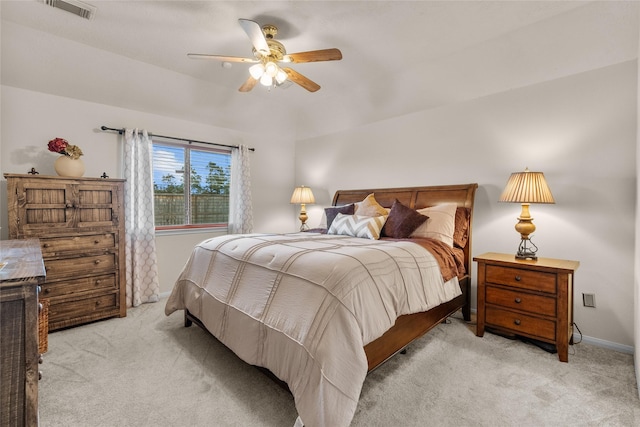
[252,25,286,61]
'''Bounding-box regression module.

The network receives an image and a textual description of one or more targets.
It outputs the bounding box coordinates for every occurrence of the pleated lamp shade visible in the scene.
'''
[290,186,315,205]
[499,169,555,204]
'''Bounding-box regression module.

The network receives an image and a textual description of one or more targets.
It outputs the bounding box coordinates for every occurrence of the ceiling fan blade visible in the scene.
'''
[187,53,258,63]
[283,68,321,92]
[283,48,343,63]
[238,19,270,57]
[239,76,258,92]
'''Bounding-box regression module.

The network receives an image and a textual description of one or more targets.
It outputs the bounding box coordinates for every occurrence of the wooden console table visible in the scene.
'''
[1,238,46,426]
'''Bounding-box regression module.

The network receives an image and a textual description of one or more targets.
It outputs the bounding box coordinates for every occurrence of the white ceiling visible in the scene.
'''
[1,1,633,140]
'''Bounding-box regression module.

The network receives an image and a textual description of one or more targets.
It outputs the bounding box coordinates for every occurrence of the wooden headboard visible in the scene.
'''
[332,183,479,284]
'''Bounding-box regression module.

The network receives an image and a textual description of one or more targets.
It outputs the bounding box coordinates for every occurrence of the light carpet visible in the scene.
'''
[39,298,638,426]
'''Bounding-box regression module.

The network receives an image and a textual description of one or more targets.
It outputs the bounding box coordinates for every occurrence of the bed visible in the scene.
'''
[165,183,477,427]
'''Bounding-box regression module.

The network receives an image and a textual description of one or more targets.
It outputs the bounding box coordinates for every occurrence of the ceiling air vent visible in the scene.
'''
[41,0,96,20]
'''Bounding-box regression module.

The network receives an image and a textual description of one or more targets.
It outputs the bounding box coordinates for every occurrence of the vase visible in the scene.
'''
[54,156,85,177]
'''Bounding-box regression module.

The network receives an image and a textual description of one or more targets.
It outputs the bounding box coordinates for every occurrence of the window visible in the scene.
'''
[152,141,231,229]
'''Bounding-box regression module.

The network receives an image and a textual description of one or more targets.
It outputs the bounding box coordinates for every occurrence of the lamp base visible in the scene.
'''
[515,238,539,260]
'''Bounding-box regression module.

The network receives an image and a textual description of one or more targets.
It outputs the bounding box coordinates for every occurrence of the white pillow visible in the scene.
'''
[410,203,457,247]
[328,213,388,240]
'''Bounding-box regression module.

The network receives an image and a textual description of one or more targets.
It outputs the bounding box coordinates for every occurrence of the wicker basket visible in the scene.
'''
[38,298,49,354]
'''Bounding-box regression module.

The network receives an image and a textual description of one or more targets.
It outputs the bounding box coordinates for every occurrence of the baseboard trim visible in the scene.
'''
[574,333,634,354]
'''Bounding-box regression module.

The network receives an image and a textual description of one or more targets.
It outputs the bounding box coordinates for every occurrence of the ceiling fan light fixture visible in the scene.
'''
[265,61,279,78]
[260,73,273,86]
[276,68,288,84]
[249,63,265,79]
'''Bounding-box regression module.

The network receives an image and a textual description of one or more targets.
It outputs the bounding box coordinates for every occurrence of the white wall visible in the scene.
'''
[0,86,298,294]
[295,61,637,350]
[635,4,640,397]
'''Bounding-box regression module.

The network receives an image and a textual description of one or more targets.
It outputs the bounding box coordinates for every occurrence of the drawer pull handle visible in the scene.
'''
[43,243,50,248]
[94,240,100,244]
[514,319,521,326]
[515,275,522,281]
[95,280,102,285]
[38,303,43,312]
[96,300,101,306]
[37,286,42,293]
[65,203,73,208]
[514,298,522,303]
[94,260,101,265]
[44,288,51,294]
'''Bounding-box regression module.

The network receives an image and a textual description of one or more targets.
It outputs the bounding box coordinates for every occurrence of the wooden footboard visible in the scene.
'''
[364,284,467,371]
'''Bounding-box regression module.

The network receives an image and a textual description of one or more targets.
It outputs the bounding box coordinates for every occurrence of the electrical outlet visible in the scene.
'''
[582,293,596,308]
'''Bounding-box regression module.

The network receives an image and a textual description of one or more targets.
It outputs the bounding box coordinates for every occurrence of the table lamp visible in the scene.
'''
[499,168,555,260]
[290,185,315,231]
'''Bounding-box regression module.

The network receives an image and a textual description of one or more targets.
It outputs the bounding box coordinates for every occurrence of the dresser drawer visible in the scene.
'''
[48,293,118,323]
[41,273,116,299]
[486,286,556,317]
[44,253,116,281]
[40,233,116,256]
[486,306,556,341]
[486,265,556,294]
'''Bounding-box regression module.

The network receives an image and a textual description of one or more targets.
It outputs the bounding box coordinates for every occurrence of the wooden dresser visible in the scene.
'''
[475,252,579,362]
[0,238,46,426]
[5,174,126,331]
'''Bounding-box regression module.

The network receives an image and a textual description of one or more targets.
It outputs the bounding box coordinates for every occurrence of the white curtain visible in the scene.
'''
[123,129,160,307]
[229,144,253,234]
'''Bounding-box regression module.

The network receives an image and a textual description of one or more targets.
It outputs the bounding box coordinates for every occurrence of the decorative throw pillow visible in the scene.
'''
[354,193,388,217]
[328,213,388,240]
[453,207,471,248]
[381,199,429,239]
[410,203,458,247]
[325,204,355,229]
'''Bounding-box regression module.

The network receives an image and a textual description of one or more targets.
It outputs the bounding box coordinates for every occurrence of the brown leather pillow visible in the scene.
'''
[382,199,428,239]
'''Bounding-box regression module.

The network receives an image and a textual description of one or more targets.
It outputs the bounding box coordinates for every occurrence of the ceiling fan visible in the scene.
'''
[188,19,342,93]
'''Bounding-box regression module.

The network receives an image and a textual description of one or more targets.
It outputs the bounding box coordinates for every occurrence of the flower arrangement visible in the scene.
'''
[47,137,83,160]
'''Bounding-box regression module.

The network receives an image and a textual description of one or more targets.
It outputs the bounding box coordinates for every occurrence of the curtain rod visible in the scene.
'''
[100,126,255,152]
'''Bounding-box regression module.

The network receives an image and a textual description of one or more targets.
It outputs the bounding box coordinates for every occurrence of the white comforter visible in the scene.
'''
[165,233,461,427]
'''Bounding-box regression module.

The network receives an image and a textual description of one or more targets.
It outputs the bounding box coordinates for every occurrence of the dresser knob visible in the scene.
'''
[39,371,43,380]
[96,300,101,306]
[514,298,521,303]
[515,275,522,281]
[43,243,50,248]
[39,355,44,364]
[65,203,73,208]
[94,260,101,265]
[44,288,51,294]
[514,319,521,326]
[38,303,43,312]
[94,240,100,244]
[95,280,102,285]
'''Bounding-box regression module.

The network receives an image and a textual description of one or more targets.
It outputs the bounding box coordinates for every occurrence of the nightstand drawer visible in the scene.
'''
[486,286,556,317]
[486,306,556,341]
[486,265,556,294]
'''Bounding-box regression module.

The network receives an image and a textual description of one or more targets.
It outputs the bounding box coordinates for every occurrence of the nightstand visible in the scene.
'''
[474,252,579,362]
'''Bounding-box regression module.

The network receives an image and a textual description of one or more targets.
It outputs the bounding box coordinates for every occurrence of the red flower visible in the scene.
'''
[48,138,68,154]
[47,137,83,159]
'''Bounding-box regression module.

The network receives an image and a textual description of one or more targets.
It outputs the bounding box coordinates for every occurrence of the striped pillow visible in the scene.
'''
[328,213,388,240]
